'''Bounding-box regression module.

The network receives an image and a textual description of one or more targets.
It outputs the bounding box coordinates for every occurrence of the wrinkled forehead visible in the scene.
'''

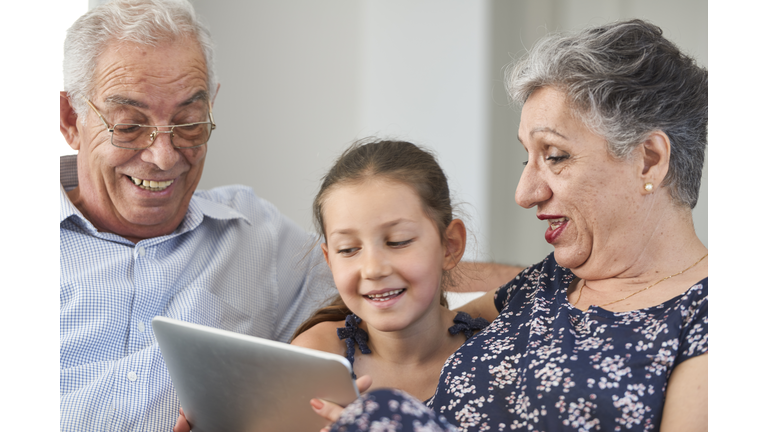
[92,37,210,107]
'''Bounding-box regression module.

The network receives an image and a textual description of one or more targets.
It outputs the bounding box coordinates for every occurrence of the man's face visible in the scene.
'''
[65,38,212,241]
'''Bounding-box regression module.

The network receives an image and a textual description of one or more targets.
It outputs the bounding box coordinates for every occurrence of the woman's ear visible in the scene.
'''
[443,219,467,271]
[60,92,81,150]
[639,130,671,188]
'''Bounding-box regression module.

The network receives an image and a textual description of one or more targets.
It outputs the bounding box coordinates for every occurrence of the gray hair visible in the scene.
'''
[63,0,217,118]
[506,19,707,209]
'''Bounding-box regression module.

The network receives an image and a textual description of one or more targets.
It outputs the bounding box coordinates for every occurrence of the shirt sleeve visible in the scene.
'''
[675,282,708,366]
[271,213,336,343]
[493,266,532,313]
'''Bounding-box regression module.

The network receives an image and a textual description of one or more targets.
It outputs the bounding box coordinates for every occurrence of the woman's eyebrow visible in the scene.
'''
[529,126,568,140]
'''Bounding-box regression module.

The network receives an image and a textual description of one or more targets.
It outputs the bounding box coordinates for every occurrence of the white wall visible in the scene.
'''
[356,1,491,261]
[68,0,707,266]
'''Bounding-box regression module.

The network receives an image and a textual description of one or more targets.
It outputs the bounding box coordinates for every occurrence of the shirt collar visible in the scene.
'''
[59,155,249,238]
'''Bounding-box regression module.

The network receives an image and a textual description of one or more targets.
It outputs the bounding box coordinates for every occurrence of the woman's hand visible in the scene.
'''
[310,375,373,432]
[172,407,191,432]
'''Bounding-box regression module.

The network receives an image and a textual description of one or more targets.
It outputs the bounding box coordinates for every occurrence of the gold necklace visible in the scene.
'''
[574,253,708,308]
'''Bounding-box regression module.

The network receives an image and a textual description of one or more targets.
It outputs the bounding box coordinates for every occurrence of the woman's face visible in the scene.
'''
[516,87,646,277]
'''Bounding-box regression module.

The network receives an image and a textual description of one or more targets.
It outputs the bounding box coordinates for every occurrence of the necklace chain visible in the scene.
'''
[574,253,708,308]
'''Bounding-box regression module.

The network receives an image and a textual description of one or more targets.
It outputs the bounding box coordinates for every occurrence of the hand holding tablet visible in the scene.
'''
[153,317,359,432]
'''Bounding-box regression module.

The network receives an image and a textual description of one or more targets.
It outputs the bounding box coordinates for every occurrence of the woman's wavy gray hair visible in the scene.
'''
[63,0,217,119]
[506,19,707,209]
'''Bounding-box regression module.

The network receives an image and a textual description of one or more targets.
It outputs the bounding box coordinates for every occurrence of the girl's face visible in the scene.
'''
[321,179,461,334]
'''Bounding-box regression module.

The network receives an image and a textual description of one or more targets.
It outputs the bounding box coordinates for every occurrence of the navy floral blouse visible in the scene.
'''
[329,253,708,432]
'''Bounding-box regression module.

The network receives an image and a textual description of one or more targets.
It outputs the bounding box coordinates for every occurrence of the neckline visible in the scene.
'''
[562,274,708,316]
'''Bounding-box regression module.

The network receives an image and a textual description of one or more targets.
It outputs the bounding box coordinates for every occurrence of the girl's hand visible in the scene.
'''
[310,375,373,432]
[172,407,191,432]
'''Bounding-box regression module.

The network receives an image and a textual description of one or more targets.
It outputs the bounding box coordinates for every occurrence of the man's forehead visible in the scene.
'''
[93,38,210,109]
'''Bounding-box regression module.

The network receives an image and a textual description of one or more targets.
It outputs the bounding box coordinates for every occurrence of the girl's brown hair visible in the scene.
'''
[291,138,457,340]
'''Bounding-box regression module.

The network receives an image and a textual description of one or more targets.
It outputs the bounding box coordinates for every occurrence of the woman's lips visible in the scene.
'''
[540,216,569,244]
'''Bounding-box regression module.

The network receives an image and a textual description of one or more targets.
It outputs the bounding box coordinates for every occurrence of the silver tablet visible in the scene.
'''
[152,316,359,432]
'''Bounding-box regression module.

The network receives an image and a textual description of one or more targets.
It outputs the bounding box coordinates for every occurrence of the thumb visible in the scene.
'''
[355,375,373,393]
[310,398,345,425]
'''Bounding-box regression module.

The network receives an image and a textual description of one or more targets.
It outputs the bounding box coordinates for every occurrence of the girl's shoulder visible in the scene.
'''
[291,320,347,356]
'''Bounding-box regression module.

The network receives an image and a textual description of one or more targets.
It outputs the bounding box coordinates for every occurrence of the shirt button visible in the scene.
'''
[138,322,145,333]
[137,246,146,257]
[127,371,137,381]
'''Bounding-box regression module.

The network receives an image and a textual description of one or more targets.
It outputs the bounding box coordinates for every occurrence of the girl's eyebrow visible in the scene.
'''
[326,218,417,238]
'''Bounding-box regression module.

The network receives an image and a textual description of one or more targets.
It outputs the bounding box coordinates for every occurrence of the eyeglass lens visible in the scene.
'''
[112,122,212,149]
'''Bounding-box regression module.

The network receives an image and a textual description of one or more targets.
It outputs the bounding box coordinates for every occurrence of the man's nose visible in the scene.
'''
[140,128,180,171]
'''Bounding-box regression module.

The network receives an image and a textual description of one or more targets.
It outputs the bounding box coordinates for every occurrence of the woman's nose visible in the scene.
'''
[515,163,551,209]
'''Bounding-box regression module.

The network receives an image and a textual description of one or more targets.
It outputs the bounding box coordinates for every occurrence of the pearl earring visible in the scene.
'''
[644,182,653,192]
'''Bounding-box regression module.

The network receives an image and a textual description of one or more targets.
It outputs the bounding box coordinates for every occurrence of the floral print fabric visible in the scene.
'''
[431,253,708,431]
[330,253,708,431]
[330,389,458,432]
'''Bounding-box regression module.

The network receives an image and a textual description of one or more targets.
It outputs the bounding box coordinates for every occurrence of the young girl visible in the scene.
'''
[173,139,494,431]
[290,139,490,402]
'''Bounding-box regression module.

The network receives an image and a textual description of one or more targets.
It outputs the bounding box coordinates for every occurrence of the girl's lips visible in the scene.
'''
[362,288,406,308]
[540,216,569,244]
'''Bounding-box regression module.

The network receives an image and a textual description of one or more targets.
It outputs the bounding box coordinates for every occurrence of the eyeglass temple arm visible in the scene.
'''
[82,97,112,130]
[208,101,216,130]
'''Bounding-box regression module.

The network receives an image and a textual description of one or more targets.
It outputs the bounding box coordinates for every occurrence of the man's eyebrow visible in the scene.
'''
[104,95,148,109]
[180,90,209,107]
[103,90,209,109]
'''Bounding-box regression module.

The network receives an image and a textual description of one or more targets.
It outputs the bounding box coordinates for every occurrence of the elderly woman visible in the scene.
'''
[311,19,707,432]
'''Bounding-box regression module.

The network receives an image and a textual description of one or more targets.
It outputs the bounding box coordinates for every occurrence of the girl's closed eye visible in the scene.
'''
[387,239,414,248]
[337,247,360,257]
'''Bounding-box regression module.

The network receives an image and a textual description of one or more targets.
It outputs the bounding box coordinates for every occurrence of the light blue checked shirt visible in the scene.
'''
[59,155,336,431]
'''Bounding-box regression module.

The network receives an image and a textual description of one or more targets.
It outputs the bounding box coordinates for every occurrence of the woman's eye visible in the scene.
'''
[522,160,528,166]
[387,239,414,248]
[546,154,569,163]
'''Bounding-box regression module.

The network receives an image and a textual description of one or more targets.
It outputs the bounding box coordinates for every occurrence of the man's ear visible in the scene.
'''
[443,219,467,271]
[60,92,81,150]
[639,130,671,188]
[321,242,331,269]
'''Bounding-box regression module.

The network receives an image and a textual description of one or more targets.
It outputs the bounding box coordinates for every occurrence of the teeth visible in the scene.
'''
[548,217,568,229]
[130,176,174,191]
[365,289,404,301]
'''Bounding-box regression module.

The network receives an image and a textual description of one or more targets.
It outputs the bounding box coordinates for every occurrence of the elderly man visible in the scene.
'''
[60,0,520,430]
[59,0,339,429]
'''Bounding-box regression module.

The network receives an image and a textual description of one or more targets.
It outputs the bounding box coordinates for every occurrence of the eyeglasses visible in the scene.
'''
[84,98,216,150]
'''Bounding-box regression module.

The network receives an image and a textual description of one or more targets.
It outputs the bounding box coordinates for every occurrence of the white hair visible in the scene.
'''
[506,20,707,209]
[63,0,217,118]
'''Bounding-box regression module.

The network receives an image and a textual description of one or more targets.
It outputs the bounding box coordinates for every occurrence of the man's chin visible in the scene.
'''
[115,207,187,238]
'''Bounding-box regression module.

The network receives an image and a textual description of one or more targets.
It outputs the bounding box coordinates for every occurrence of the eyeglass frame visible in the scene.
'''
[83,97,216,150]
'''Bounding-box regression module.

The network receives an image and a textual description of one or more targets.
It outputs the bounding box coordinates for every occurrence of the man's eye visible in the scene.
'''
[387,239,413,248]
[114,124,142,133]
